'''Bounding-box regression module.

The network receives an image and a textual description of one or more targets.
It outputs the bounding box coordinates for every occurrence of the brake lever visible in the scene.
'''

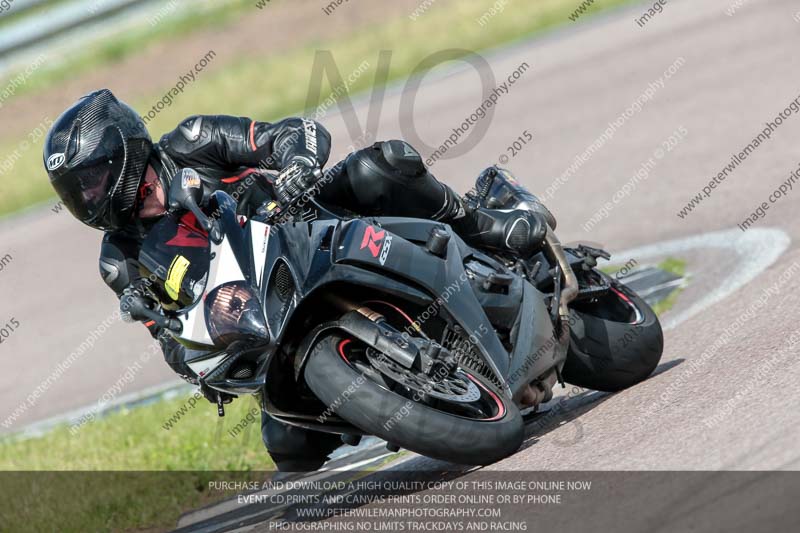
[576,244,611,261]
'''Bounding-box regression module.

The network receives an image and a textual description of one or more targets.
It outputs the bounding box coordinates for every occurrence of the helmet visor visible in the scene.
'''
[53,127,126,226]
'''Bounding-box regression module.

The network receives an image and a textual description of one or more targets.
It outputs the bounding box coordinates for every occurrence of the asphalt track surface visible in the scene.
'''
[2,0,800,481]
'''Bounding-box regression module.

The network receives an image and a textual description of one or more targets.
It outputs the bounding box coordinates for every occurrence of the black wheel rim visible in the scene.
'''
[337,338,506,422]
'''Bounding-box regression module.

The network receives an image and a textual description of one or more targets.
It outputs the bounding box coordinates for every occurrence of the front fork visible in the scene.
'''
[335,309,456,379]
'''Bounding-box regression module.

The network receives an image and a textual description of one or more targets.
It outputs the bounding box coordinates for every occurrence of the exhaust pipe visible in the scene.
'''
[544,226,579,343]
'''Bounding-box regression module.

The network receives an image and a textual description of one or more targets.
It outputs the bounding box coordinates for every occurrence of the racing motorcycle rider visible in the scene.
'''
[43,89,549,471]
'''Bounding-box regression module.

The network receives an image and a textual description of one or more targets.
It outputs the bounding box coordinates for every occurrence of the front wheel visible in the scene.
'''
[562,275,664,392]
[304,333,524,466]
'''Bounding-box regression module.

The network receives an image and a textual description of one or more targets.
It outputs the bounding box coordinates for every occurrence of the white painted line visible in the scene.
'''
[635,278,686,298]
[607,227,790,330]
[616,269,661,283]
[322,452,398,473]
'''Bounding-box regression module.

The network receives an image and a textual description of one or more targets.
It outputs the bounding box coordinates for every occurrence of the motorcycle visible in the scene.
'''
[123,164,663,465]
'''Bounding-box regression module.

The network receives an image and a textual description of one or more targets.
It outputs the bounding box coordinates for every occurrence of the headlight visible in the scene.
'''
[204,282,269,346]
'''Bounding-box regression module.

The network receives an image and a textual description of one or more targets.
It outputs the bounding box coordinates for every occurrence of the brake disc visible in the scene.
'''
[365,347,481,403]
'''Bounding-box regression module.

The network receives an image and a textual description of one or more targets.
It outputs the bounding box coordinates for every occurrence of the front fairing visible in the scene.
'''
[267,216,559,399]
[139,193,266,350]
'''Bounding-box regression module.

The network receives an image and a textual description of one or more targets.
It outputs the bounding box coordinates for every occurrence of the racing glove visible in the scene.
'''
[273,156,323,206]
[119,281,159,325]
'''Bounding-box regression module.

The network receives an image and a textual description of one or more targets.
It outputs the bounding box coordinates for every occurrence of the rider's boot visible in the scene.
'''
[471,166,558,229]
[431,165,551,258]
[440,165,557,258]
[444,200,547,258]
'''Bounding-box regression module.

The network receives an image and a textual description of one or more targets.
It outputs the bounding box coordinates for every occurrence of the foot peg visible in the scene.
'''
[341,434,362,446]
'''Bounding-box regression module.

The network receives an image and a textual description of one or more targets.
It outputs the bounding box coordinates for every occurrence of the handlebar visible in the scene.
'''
[120,291,182,333]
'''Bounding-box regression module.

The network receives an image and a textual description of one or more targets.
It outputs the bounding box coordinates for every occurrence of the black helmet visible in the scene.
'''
[44,89,152,231]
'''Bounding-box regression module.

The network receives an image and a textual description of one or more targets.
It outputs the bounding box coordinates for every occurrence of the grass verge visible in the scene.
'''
[602,257,687,316]
[0,389,271,530]
[651,257,687,315]
[0,389,270,470]
[0,0,634,217]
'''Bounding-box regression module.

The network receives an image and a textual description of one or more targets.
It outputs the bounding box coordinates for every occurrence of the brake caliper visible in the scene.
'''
[417,341,457,382]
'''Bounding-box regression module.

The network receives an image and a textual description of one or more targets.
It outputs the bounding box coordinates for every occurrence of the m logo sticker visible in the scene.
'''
[47,153,65,171]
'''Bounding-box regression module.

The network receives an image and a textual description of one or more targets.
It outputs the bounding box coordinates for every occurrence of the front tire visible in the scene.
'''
[562,278,664,392]
[304,334,524,466]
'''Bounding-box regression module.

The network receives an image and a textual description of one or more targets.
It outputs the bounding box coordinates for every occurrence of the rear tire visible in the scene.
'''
[304,333,524,466]
[562,280,664,392]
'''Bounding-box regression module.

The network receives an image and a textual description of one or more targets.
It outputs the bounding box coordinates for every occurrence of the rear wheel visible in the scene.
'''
[304,333,523,466]
[562,275,664,392]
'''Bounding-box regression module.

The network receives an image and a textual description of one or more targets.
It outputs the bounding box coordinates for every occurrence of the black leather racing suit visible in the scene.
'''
[99,114,472,471]
[101,115,332,373]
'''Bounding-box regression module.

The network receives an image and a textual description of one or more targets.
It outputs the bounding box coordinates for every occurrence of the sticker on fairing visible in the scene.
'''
[165,255,191,300]
[360,226,392,265]
[182,171,201,189]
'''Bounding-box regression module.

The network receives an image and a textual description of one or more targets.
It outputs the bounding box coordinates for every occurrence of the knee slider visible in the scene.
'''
[346,140,426,185]
[379,140,426,177]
